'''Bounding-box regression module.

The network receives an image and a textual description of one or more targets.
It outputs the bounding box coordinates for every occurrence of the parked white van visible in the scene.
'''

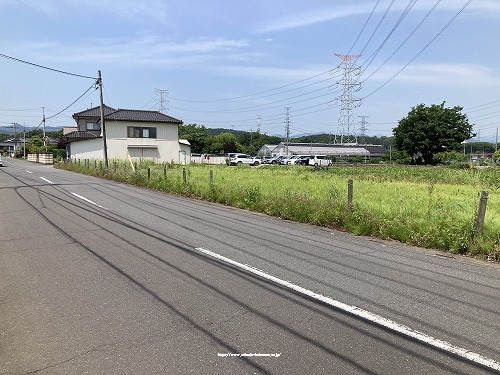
[308,155,331,167]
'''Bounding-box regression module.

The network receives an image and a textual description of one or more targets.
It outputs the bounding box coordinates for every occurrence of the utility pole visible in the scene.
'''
[98,70,108,168]
[284,107,291,156]
[257,115,261,133]
[333,54,362,145]
[42,107,47,152]
[12,122,18,156]
[496,127,498,151]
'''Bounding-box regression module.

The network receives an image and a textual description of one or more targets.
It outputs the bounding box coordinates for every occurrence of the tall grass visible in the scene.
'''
[56,160,500,260]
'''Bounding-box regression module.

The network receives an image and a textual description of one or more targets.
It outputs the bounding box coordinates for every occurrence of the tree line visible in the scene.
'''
[179,124,396,155]
[181,102,499,165]
[3,102,499,165]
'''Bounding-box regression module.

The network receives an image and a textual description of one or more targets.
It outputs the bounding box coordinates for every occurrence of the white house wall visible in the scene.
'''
[70,121,188,164]
[70,138,104,160]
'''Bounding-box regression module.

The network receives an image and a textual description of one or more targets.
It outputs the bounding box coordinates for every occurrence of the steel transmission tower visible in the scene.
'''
[358,115,369,146]
[155,88,169,113]
[333,54,362,145]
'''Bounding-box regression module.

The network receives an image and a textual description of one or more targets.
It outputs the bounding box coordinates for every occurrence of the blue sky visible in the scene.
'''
[1,0,499,140]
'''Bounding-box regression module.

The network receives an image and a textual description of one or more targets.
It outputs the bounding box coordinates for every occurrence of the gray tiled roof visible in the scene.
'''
[106,109,182,124]
[73,105,116,118]
[63,131,100,141]
[73,105,182,124]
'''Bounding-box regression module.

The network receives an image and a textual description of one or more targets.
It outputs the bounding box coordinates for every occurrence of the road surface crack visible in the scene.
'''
[23,342,119,374]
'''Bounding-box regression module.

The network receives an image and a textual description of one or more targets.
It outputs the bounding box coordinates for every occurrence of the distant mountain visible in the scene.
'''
[466,136,497,144]
[0,125,63,134]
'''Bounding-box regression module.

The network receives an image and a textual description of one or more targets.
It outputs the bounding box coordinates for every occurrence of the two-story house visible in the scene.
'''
[63,105,190,164]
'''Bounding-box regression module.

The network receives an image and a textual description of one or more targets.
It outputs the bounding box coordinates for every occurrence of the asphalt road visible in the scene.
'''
[1,158,499,375]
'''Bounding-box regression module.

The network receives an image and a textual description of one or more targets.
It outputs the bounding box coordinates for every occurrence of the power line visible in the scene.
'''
[346,0,382,56]
[465,100,500,111]
[169,86,341,115]
[359,0,442,83]
[169,70,334,103]
[356,0,397,58]
[0,53,97,80]
[361,0,474,100]
[0,106,42,112]
[46,82,98,120]
[359,0,418,75]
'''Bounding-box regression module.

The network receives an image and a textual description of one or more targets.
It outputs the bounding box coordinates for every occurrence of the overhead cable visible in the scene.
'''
[356,0,397,58]
[170,70,334,103]
[359,0,442,83]
[46,82,98,120]
[362,0,474,100]
[360,0,418,74]
[346,0,382,56]
[0,53,97,80]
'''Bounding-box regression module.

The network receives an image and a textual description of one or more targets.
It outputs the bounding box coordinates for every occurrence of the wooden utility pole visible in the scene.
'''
[98,70,108,168]
[42,107,47,152]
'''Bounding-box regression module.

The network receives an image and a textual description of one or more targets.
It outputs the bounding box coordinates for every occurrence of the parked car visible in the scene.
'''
[268,156,285,165]
[280,155,299,165]
[309,155,332,167]
[0,155,3,167]
[229,154,260,166]
[289,155,312,165]
[261,156,273,164]
[294,155,312,165]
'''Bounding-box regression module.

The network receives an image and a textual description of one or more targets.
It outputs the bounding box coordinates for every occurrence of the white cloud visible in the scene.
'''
[211,64,331,82]
[255,0,500,34]
[10,36,249,67]
[1,0,172,20]
[255,4,372,33]
[367,63,500,89]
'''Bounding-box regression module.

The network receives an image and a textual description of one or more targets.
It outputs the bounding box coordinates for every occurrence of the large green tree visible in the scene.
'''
[178,124,211,153]
[208,132,239,154]
[393,102,473,165]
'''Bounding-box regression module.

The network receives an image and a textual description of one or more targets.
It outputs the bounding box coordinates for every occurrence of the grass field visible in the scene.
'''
[56,160,500,261]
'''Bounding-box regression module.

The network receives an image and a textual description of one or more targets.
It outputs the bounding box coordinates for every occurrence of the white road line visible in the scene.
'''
[195,247,500,372]
[40,177,54,184]
[71,192,107,210]
[25,170,33,174]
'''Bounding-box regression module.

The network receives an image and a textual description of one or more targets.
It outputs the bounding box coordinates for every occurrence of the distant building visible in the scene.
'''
[258,144,278,156]
[63,105,190,164]
[257,142,387,159]
[0,138,27,155]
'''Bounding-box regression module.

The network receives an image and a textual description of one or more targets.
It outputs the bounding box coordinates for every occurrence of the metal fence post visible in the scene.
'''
[147,167,151,180]
[210,169,213,189]
[474,191,488,236]
[183,168,187,184]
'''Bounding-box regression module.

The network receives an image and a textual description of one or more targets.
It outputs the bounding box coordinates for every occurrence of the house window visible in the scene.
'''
[127,126,156,138]
[87,122,100,130]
